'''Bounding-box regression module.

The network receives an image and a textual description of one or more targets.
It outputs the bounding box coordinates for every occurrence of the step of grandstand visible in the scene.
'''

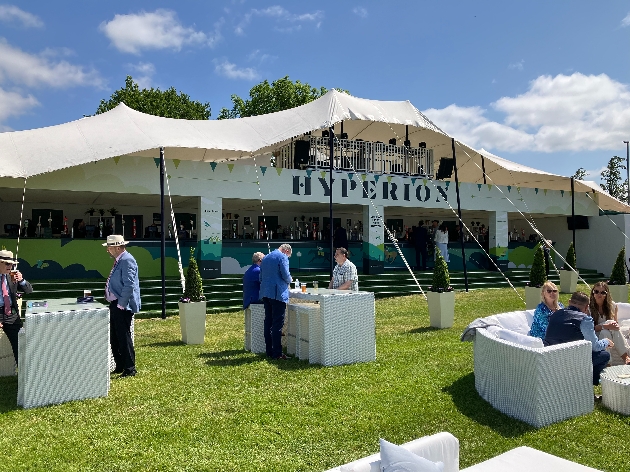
[24,268,606,314]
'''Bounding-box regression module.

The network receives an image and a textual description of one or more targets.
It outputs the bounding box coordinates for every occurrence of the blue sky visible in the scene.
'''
[1,1,629,182]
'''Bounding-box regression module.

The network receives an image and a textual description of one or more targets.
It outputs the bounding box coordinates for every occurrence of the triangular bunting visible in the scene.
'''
[411,178,417,186]
[276,167,282,176]
[306,169,313,178]
[516,187,521,193]
[320,171,327,179]
[544,189,548,195]
[507,186,511,193]
[387,176,392,183]
[113,156,121,165]
[227,164,234,173]
[172,159,181,169]
[477,184,482,191]
[487,184,492,191]
[260,166,267,176]
[374,175,380,183]
[445,181,450,189]
[244,165,251,174]
[210,162,217,172]
[423,179,427,186]
[361,174,367,181]
[348,173,354,180]
[560,190,564,197]
[153,158,160,168]
[535,188,539,194]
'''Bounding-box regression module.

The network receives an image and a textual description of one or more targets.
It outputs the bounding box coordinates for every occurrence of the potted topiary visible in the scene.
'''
[426,247,454,328]
[608,247,628,303]
[558,242,578,293]
[178,248,207,344]
[525,243,547,309]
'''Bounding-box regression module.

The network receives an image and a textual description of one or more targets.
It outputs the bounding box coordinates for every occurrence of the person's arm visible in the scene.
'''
[279,256,292,284]
[328,277,334,289]
[337,280,352,290]
[580,316,611,351]
[117,257,137,310]
[528,304,547,338]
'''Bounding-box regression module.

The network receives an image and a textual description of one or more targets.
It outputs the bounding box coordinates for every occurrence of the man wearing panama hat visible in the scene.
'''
[103,235,141,377]
[0,249,33,366]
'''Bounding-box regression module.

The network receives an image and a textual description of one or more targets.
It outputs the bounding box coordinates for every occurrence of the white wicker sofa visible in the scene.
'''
[324,431,601,471]
[461,309,594,428]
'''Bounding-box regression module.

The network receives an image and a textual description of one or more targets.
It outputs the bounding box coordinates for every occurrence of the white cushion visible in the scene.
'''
[380,438,444,472]
[617,303,630,323]
[493,311,532,335]
[495,329,544,349]
[485,326,502,337]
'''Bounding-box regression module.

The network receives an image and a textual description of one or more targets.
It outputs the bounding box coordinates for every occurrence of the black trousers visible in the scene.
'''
[109,301,136,373]
[2,320,22,366]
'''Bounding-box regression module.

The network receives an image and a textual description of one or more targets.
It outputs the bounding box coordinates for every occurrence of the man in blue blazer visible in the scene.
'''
[103,235,141,377]
[259,244,293,360]
[243,252,264,309]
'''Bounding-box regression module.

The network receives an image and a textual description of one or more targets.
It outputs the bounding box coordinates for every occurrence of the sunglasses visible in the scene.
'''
[1,261,14,266]
[546,289,558,293]
[593,289,607,295]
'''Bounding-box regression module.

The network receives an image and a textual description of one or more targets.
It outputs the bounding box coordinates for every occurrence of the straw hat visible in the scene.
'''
[0,249,17,264]
[102,235,129,247]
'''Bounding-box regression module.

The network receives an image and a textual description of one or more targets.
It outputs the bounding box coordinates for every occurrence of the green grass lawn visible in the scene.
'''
[1,284,629,471]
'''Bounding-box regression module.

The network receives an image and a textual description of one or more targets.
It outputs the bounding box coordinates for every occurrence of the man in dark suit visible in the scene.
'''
[0,249,33,367]
[413,221,429,271]
[103,235,141,377]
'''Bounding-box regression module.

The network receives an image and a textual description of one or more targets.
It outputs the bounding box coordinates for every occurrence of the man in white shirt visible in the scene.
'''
[328,248,358,291]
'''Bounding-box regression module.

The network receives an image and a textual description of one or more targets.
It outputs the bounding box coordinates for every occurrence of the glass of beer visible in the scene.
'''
[84,289,92,298]
[301,283,307,293]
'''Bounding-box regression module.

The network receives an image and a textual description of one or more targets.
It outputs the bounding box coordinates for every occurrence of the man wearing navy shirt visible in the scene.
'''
[243,252,264,309]
[0,249,33,367]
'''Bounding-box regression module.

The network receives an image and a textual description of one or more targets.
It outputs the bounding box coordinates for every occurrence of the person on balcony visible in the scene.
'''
[544,291,612,385]
[590,281,630,365]
[528,281,564,339]
[243,252,264,309]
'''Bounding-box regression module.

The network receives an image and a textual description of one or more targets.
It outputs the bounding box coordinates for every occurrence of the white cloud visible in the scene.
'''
[621,12,630,27]
[352,7,368,18]
[214,59,259,80]
[508,60,524,71]
[100,10,222,54]
[0,5,43,28]
[247,49,276,64]
[0,39,104,88]
[235,6,323,35]
[128,62,156,89]
[0,86,39,124]
[423,72,630,154]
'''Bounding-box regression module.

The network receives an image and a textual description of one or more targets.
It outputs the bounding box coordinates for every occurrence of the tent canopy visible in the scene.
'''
[0,89,628,212]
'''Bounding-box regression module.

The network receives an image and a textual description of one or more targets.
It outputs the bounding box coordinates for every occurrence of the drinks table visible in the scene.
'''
[601,365,630,415]
[17,298,110,409]
[288,288,375,366]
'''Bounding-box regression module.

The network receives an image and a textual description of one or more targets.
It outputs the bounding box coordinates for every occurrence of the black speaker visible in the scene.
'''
[404,139,411,147]
[340,132,348,140]
[388,138,397,145]
[419,142,426,148]
[436,158,455,180]
[321,130,329,137]
[294,140,310,168]
[567,216,589,230]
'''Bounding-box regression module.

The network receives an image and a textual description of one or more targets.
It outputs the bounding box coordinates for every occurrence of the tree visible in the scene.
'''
[217,76,343,119]
[563,242,576,271]
[572,168,588,180]
[600,155,628,201]
[183,248,205,302]
[96,76,211,120]
[609,247,627,286]
[430,247,451,292]
[528,243,547,287]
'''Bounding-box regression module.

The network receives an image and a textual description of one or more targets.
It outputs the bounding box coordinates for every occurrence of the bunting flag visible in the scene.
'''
[487,184,492,191]
[348,173,354,180]
[535,188,539,194]
[167,174,171,179]
[445,181,450,189]
[507,186,511,193]
[361,174,367,181]
[276,167,282,176]
[113,156,121,165]
[411,178,417,186]
[227,164,234,173]
[517,187,521,193]
[387,176,392,183]
[210,162,217,172]
[244,165,251,174]
[260,166,267,176]
[560,190,564,197]
[423,178,427,186]
[320,171,327,179]
[374,175,380,183]
[477,184,482,191]
[172,159,181,169]
[306,169,313,178]
[544,189,548,195]
[153,158,160,168]
[569,191,573,196]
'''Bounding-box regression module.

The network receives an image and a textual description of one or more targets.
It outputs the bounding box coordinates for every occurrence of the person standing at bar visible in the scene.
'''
[243,252,264,309]
[259,244,292,360]
[0,249,32,367]
[103,235,141,377]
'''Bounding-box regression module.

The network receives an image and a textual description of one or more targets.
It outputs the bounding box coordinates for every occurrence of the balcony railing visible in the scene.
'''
[276,137,434,176]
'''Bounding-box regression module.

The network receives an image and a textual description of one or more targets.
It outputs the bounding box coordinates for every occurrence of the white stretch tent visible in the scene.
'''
[0,89,627,213]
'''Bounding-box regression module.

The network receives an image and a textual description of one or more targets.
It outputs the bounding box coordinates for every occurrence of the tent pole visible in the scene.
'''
[452,138,468,292]
[160,147,166,319]
[329,127,334,277]
[571,177,576,263]
[481,155,487,184]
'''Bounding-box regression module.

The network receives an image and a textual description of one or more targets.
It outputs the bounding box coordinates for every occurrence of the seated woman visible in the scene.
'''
[590,281,630,365]
[528,281,563,338]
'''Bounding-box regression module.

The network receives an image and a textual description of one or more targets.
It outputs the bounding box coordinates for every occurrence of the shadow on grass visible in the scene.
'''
[145,340,185,348]
[407,326,440,335]
[0,377,20,413]
[443,372,534,438]
[199,349,323,370]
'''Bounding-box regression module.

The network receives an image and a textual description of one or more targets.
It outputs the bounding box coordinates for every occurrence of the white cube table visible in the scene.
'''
[17,298,110,409]
[601,365,630,415]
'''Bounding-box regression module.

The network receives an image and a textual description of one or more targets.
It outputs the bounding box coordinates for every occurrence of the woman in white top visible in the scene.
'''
[434,223,449,263]
[591,281,630,365]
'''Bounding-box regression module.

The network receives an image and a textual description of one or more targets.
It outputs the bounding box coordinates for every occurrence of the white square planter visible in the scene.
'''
[558,270,578,294]
[525,286,542,310]
[608,284,629,304]
[427,290,455,328]
[179,301,207,345]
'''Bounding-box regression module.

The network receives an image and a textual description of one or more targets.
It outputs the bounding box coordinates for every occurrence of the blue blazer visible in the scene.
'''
[259,249,292,303]
[108,250,141,313]
[242,264,261,309]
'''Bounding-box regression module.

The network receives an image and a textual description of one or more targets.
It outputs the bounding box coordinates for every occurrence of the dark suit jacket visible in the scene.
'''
[2,274,33,323]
